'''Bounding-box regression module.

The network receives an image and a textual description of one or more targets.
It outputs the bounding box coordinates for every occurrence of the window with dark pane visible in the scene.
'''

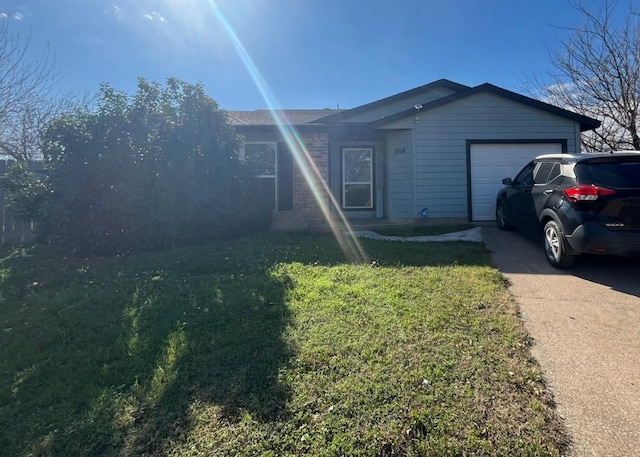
[547,163,561,183]
[244,142,276,177]
[534,162,554,184]
[244,142,277,210]
[343,148,373,209]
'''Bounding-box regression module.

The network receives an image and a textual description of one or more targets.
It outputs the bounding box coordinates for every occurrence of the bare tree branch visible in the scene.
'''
[0,19,65,161]
[522,0,640,152]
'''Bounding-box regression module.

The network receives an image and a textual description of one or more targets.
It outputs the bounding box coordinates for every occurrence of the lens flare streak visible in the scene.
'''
[207,1,368,263]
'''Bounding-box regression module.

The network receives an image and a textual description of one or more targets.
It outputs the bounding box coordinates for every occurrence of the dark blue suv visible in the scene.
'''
[496,153,640,268]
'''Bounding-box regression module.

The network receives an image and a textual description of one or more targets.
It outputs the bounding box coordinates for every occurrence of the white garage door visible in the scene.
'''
[470,143,563,221]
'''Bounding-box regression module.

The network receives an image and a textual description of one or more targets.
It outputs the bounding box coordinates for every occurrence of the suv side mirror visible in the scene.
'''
[502,177,513,185]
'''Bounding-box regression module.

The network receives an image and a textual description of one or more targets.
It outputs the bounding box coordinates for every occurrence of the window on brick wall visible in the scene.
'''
[342,147,373,209]
[243,141,293,211]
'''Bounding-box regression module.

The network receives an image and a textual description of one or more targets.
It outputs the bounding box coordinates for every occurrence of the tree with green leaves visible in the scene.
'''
[11,78,269,255]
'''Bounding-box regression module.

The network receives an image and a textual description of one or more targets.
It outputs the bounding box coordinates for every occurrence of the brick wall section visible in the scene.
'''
[272,132,330,230]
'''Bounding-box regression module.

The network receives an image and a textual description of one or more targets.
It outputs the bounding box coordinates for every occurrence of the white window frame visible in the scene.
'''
[243,141,278,210]
[342,147,373,209]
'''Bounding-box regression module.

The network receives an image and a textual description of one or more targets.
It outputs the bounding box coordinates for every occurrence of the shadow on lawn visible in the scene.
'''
[0,234,490,456]
[0,250,294,456]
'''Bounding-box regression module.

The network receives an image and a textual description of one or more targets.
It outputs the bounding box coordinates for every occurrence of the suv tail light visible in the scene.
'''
[563,184,616,202]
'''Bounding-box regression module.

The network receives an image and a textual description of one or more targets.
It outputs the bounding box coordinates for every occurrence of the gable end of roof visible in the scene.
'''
[476,83,601,131]
[315,79,470,123]
[372,83,601,131]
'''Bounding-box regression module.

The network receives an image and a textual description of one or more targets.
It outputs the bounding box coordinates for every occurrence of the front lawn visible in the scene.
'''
[0,233,567,456]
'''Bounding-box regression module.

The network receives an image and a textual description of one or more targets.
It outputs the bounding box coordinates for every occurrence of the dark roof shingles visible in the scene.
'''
[226,109,338,126]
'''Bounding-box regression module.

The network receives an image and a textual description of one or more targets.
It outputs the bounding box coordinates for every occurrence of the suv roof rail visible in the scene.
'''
[535,152,640,162]
[535,153,579,160]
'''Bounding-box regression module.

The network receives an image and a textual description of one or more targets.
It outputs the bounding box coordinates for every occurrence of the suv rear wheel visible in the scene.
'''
[543,220,576,268]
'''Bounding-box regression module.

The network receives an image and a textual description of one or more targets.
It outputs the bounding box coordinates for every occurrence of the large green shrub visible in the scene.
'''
[0,161,47,223]
[12,78,270,255]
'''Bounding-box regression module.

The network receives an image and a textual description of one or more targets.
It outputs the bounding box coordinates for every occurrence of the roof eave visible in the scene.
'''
[371,83,601,131]
[315,79,470,123]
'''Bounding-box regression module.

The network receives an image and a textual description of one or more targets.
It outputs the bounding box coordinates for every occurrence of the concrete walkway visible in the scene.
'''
[482,226,640,457]
[350,226,483,242]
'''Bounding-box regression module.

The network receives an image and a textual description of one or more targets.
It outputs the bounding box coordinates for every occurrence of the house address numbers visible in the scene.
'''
[393,147,406,155]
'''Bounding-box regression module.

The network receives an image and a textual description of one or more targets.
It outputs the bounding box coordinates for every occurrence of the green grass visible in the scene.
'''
[372,224,476,237]
[0,233,567,456]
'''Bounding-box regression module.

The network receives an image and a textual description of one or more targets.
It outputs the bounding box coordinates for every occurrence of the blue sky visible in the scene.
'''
[1,0,633,110]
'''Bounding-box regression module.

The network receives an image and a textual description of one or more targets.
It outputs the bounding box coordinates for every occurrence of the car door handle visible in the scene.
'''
[543,190,553,195]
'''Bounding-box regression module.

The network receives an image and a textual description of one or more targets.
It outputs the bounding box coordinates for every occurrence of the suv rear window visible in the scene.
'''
[534,162,561,184]
[575,161,640,188]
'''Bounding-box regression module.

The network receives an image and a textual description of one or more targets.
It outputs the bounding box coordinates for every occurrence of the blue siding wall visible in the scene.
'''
[381,92,580,219]
[386,130,415,218]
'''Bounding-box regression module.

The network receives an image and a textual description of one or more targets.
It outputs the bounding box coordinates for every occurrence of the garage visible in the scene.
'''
[469,142,564,221]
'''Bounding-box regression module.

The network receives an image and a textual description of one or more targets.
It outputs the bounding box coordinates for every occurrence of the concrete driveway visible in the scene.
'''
[482,226,640,457]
